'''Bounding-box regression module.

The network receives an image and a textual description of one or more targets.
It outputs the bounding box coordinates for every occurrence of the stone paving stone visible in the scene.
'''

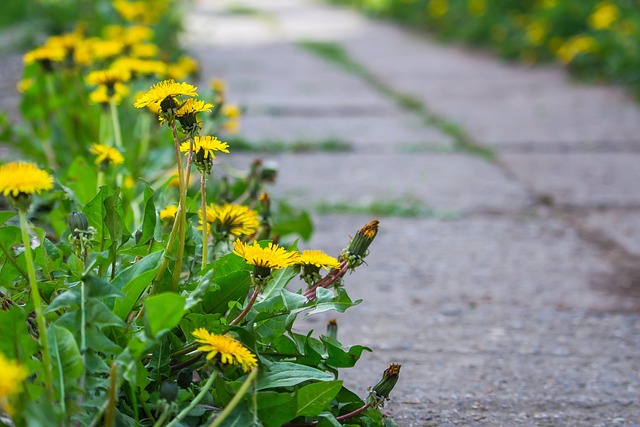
[190,42,394,112]
[236,113,453,152]
[335,23,640,151]
[500,152,640,208]
[222,152,532,214]
[580,209,640,257]
[225,0,640,151]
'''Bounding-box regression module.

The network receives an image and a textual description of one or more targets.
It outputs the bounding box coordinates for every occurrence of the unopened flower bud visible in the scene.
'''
[177,368,193,389]
[371,363,401,401]
[159,380,179,403]
[326,319,338,340]
[341,220,379,268]
[68,212,89,238]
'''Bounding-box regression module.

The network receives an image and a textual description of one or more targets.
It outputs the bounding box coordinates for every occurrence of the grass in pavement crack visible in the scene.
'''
[228,137,352,153]
[298,40,495,160]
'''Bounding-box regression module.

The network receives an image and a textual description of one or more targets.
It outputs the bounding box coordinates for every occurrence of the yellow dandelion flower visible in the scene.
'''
[555,35,597,64]
[589,1,619,30]
[0,353,28,411]
[222,120,240,134]
[428,0,448,18]
[89,143,125,166]
[0,162,54,198]
[199,203,259,237]
[113,57,167,77]
[130,43,158,58]
[160,205,178,221]
[210,77,226,93]
[90,39,125,60]
[222,104,241,119]
[86,68,131,87]
[133,79,198,109]
[468,0,486,17]
[17,78,34,93]
[233,240,299,270]
[526,21,547,46]
[297,250,341,270]
[176,99,213,117]
[113,0,147,22]
[89,83,129,105]
[23,44,66,66]
[192,328,258,372]
[166,56,199,80]
[179,135,229,159]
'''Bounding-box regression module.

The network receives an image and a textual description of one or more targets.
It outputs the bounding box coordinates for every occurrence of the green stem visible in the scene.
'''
[229,289,259,326]
[201,174,208,270]
[104,362,118,427]
[109,98,123,149]
[170,123,187,291]
[208,368,258,427]
[152,405,173,427]
[166,371,217,427]
[18,209,53,399]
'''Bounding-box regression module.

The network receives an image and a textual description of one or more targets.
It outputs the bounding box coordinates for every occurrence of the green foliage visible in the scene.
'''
[0,2,399,426]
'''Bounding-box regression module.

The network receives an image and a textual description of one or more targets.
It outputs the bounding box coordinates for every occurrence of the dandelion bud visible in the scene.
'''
[326,319,338,340]
[177,368,193,389]
[159,380,179,402]
[371,363,401,401]
[68,211,89,238]
[341,220,379,268]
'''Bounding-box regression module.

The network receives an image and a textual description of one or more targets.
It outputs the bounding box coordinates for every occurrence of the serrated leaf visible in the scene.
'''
[296,380,343,417]
[202,253,251,314]
[256,362,334,390]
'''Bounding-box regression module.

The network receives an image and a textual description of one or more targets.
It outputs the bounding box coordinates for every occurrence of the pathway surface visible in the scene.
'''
[0,1,638,425]
[185,1,640,425]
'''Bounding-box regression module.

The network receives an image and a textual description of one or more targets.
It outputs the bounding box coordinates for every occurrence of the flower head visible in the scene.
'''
[233,240,299,281]
[160,205,178,221]
[0,353,28,412]
[200,203,259,238]
[0,162,54,198]
[174,99,213,134]
[589,1,619,30]
[297,249,341,286]
[23,44,66,71]
[180,135,229,173]
[86,68,131,88]
[192,328,258,372]
[297,250,340,270]
[133,79,198,112]
[89,143,125,167]
[89,83,129,105]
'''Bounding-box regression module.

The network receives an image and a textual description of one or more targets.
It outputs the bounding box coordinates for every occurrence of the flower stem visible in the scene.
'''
[208,368,258,427]
[170,124,187,291]
[109,98,123,149]
[18,209,53,399]
[229,289,260,326]
[166,371,217,427]
[201,174,208,270]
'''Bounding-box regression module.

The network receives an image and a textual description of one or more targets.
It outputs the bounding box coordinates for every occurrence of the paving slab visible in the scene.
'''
[579,209,640,257]
[500,152,640,208]
[222,152,532,214]
[221,0,640,151]
[191,43,395,111]
[237,113,453,152]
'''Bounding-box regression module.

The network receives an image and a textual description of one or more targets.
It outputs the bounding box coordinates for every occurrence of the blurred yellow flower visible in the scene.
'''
[468,0,486,17]
[0,162,54,198]
[555,35,597,64]
[89,144,125,166]
[526,21,547,46]
[0,353,28,413]
[589,1,619,30]
[428,0,448,18]
[160,205,178,221]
